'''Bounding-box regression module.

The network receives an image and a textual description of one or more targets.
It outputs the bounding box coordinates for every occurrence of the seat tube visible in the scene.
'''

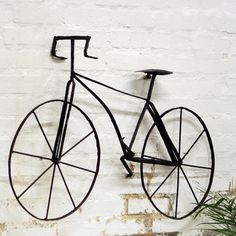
[128,73,157,150]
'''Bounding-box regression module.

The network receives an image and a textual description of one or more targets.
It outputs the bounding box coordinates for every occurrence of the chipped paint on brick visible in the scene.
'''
[229,178,236,196]
[143,163,158,192]
[0,223,6,233]
[122,193,173,217]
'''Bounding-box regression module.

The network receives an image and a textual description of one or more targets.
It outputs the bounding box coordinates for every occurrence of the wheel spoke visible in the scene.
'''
[182,130,205,161]
[180,166,199,204]
[33,112,53,153]
[45,164,56,219]
[57,164,76,209]
[151,166,177,198]
[178,108,183,155]
[12,150,51,161]
[17,163,54,199]
[182,163,212,170]
[61,131,94,158]
[59,161,96,174]
[175,167,180,218]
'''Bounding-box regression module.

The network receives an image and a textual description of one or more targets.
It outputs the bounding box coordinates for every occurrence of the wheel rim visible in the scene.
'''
[9,100,100,220]
[140,107,214,219]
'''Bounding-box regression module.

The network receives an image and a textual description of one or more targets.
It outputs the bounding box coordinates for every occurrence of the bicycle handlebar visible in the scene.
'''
[51,35,98,60]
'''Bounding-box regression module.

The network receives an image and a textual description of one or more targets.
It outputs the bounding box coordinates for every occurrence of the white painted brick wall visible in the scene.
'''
[1,0,236,235]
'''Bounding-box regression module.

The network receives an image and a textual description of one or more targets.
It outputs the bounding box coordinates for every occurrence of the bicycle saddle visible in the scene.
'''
[136,69,173,78]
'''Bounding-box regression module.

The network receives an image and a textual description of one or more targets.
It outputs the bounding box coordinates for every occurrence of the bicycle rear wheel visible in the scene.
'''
[140,107,214,219]
[9,99,100,220]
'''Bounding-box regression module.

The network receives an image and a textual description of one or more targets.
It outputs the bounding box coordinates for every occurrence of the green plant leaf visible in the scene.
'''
[195,192,236,235]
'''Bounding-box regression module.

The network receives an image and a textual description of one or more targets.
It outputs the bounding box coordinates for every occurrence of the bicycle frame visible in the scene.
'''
[8,35,215,221]
[51,36,180,177]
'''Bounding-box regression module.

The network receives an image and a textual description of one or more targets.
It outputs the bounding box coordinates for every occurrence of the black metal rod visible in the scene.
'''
[17,163,54,199]
[151,166,177,198]
[59,161,96,174]
[57,81,75,160]
[61,131,94,158]
[52,100,68,162]
[57,163,76,209]
[175,167,180,218]
[181,163,212,170]
[182,130,205,161]
[129,103,148,149]
[137,155,176,166]
[180,166,199,204]
[120,156,133,177]
[70,39,75,79]
[12,151,51,161]
[53,80,75,162]
[146,75,156,101]
[178,108,183,155]
[33,112,53,153]
[45,164,56,219]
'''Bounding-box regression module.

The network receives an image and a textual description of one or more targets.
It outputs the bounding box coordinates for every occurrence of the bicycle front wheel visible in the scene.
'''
[9,99,100,220]
[140,107,214,219]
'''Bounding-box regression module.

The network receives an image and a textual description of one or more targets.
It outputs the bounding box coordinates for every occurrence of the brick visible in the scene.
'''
[15,50,52,69]
[5,227,56,236]
[95,0,143,8]
[65,7,155,29]
[108,31,151,49]
[57,221,105,236]
[104,51,156,71]
[0,95,41,117]
[2,26,51,46]
[0,74,48,94]
[65,6,111,27]
[0,50,16,68]
[109,10,155,28]
[102,218,150,236]
[0,4,13,23]
[125,194,167,216]
[14,4,63,25]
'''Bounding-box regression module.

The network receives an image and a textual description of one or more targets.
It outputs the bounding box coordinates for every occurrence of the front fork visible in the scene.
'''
[52,79,75,163]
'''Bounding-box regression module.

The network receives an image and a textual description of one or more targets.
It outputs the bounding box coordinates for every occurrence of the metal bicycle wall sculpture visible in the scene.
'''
[9,36,215,221]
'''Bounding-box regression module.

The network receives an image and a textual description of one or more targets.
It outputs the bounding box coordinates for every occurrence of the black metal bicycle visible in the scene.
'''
[9,36,215,221]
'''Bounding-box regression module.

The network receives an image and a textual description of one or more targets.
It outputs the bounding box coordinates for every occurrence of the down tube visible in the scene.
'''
[74,76,127,155]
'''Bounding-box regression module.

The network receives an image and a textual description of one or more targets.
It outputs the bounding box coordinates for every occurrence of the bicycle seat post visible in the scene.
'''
[136,69,173,102]
[146,73,157,102]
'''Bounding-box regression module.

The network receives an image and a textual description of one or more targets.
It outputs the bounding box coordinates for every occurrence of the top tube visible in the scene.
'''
[74,72,147,101]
